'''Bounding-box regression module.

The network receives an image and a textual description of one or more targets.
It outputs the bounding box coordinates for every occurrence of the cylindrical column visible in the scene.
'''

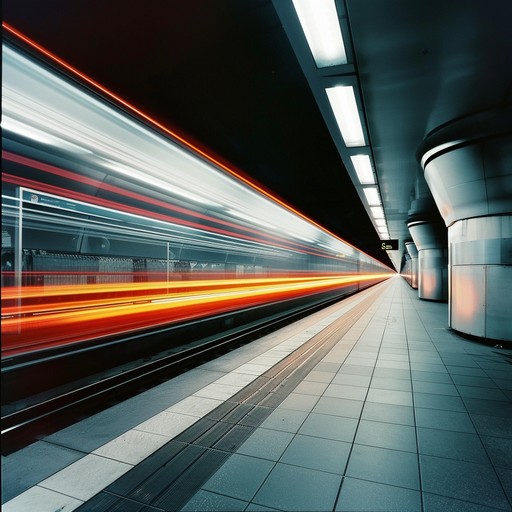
[405,242,418,289]
[419,105,512,341]
[408,220,448,301]
[449,216,511,341]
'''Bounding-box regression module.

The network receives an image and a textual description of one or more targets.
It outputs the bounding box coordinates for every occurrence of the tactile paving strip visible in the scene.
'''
[76,288,384,511]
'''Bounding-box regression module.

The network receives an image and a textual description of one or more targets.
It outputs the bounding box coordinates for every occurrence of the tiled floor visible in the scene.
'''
[2,276,512,511]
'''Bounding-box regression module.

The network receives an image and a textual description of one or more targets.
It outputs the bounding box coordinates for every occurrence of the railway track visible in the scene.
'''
[1,291,350,454]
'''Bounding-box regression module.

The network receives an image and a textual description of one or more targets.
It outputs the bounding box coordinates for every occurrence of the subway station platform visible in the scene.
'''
[2,276,512,512]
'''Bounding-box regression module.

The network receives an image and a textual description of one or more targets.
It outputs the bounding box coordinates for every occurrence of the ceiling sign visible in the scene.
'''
[381,239,399,251]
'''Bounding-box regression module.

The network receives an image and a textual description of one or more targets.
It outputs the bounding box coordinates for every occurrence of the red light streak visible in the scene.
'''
[2,153,339,261]
[1,274,392,357]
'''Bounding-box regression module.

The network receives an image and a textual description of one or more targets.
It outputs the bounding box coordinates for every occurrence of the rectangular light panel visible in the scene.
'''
[326,86,366,147]
[363,187,381,206]
[292,0,347,67]
[350,154,375,184]
[370,206,385,219]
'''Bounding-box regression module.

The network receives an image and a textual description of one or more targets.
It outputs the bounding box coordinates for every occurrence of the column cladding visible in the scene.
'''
[418,106,512,341]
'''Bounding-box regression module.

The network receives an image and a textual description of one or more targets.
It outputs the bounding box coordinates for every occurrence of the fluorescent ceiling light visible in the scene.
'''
[375,218,387,227]
[350,154,375,184]
[363,187,381,206]
[325,86,365,147]
[370,206,385,219]
[291,0,347,67]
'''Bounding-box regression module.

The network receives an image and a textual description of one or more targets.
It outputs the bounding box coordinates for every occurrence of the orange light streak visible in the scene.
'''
[1,274,391,357]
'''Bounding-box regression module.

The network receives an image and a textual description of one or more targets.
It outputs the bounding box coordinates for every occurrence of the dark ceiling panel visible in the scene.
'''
[4,0,510,269]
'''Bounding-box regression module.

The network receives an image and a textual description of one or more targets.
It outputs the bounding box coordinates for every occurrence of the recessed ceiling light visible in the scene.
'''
[292,0,347,68]
[363,187,381,206]
[350,154,375,184]
[326,86,366,147]
[370,206,385,219]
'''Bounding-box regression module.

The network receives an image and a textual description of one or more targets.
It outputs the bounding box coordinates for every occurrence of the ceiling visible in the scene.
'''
[3,0,511,270]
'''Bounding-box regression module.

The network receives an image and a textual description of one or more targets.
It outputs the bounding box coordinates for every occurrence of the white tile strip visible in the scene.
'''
[166,395,224,417]
[134,410,199,437]
[2,486,83,512]
[3,286,375,512]
[92,429,171,464]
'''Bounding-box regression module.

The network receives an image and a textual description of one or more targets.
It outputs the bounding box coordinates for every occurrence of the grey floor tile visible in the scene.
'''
[245,503,281,511]
[1,441,84,503]
[457,385,509,401]
[361,401,415,426]
[471,414,512,438]
[370,376,412,391]
[420,454,510,510]
[346,444,420,490]
[315,362,342,373]
[280,434,351,474]
[202,453,274,502]
[422,492,509,511]
[441,357,479,368]
[277,392,319,412]
[253,463,342,512]
[379,348,409,355]
[378,353,410,362]
[181,489,248,511]
[260,409,309,434]
[415,408,475,433]
[331,373,372,387]
[411,370,453,384]
[43,404,147,452]
[414,392,466,412]
[336,477,421,512]
[409,355,443,365]
[351,349,379,359]
[495,379,512,391]
[293,381,329,396]
[372,367,411,380]
[463,397,512,418]
[299,413,358,442]
[304,370,335,383]
[481,436,512,469]
[376,360,410,370]
[355,419,417,452]
[484,368,512,380]
[446,366,488,377]
[477,362,511,372]
[236,428,294,461]
[312,396,364,419]
[337,364,374,376]
[451,374,500,388]
[413,380,459,396]
[324,383,367,401]
[417,428,490,464]
[500,379,512,391]
[410,362,448,373]
[496,467,512,504]
[366,388,413,407]
[345,357,375,367]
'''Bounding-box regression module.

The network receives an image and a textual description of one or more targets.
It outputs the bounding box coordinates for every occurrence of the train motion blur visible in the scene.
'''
[1,25,393,359]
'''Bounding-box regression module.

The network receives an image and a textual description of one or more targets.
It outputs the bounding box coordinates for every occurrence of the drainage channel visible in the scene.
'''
[77,286,384,511]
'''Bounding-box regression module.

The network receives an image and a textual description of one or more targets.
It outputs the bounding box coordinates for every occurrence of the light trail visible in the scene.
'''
[1,274,391,356]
